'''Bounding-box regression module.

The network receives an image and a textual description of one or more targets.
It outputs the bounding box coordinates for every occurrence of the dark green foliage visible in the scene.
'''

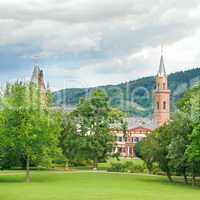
[108,161,150,173]
[54,68,200,117]
[60,89,124,168]
[0,82,62,181]
[108,163,125,172]
[138,81,200,185]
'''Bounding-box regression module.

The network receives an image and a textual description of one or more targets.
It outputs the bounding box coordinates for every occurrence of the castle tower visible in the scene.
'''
[31,65,47,105]
[31,65,46,91]
[153,53,170,127]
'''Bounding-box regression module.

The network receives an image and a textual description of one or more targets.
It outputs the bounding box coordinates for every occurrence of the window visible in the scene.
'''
[132,137,139,143]
[163,83,166,89]
[124,137,128,142]
[163,101,166,110]
[157,84,160,89]
[118,136,123,142]
[157,102,160,110]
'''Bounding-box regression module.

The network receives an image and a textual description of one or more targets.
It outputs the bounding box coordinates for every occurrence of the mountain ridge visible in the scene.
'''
[53,68,200,117]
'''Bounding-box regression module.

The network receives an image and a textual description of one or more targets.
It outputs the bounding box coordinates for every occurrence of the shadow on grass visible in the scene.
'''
[0,175,26,183]
[136,175,200,189]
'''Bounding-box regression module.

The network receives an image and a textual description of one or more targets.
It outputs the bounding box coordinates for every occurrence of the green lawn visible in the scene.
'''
[0,171,200,200]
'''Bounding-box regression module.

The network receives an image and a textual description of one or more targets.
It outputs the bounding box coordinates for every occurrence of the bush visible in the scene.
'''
[108,161,146,173]
[151,164,164,175]
[108,163,125,172]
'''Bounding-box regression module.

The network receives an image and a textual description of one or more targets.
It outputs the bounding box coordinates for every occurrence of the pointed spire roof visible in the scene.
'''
[158,48,166,76]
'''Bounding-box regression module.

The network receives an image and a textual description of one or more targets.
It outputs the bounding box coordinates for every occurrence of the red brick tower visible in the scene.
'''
[153,54,170,127]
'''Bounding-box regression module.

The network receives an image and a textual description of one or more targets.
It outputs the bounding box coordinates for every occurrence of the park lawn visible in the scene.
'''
[0,171,200,200]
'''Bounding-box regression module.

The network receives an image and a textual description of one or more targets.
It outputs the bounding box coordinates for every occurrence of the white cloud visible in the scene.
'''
[1,0,200,89]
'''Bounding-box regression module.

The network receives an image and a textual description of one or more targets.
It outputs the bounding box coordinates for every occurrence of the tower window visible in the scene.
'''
[163,101,166,110]
[163,83,166,89]
[157,102,160,110]
[157,84,160,89]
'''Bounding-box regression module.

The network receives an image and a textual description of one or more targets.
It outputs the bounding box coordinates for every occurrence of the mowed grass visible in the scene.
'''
[0,171,200,200]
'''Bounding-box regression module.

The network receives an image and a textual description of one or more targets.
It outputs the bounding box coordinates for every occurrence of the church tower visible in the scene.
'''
[153,53,170,127]
[31,65,47,105]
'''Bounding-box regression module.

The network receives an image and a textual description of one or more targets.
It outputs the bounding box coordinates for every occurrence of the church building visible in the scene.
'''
[113,53,171,158]
[153,54,171,126]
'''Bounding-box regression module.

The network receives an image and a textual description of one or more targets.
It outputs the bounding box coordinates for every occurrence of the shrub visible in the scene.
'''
[129,163,146,173]
[108,161,147,173]
[151,164,164,175]
[108,163,125,172]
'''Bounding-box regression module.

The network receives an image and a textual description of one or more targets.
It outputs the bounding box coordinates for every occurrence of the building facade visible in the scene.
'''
[112,126,152,158]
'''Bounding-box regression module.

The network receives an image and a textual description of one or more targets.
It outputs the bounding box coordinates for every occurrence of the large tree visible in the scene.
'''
[185,91,200,185]
[167,112,193,184]
[60,89,124,168]
[139,123,173,182]
[0,82,62,182]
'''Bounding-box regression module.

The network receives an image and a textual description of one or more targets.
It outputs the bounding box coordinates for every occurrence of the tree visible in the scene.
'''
[177,82,200,185]
[167,112,193,184]
[138,134,156,173]
[153,125,174,182]
[59,113,85,167]
[185,91,200,185]
[139,123,173,181]
[176,82,200,114]
[60,89,124,169]
[0,82,62,182]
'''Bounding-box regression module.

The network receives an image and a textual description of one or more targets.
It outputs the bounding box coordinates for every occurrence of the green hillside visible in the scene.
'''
[53,68,200,117]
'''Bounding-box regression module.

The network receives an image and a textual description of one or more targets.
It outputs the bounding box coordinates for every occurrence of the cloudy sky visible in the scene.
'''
[1,0,200,90]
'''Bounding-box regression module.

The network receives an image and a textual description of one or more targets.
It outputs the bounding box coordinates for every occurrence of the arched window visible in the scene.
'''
[157,102,160,110]
[163,83,166,89]
[163,101,166,110]
[157,84,160,89]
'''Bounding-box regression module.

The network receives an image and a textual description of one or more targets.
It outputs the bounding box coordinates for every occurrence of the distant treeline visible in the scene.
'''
[53,68,200,117]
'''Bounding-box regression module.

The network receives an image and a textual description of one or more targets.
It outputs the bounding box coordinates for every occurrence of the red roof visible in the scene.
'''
[128,126,152,133]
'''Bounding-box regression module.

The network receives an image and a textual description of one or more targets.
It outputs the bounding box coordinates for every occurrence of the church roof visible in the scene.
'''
[127,117,158,130]
[158,55,166,76]
[128,126,152,133]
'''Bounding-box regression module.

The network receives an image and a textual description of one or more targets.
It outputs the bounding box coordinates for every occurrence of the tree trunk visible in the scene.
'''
[64,160,69,171]
[166,170,173,182]
[93,158,98,170]
[147,163,153,174]
[26,155,31,183]
[183,168,188,184]
[192,175,196,186]
[183,173,188,184]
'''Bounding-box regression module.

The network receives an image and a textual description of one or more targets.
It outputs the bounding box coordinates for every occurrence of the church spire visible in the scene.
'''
[158,46,166,76]
[154,47,170,127]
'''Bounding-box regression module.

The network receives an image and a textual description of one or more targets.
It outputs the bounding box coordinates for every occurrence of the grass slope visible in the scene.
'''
[0,171,200,200]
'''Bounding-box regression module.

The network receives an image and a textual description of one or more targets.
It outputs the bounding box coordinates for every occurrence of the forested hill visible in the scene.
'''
[53,68,200,117]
